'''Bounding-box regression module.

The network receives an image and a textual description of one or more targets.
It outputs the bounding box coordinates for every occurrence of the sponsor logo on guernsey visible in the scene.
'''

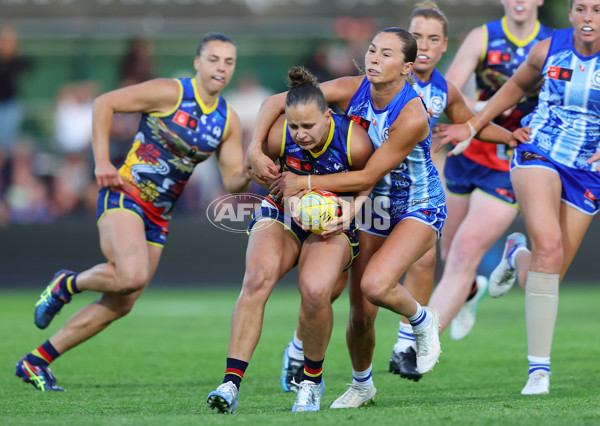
[349,115,370,130]
[205,134,220,148]
[488,50,511,65]
[548,66,573,81]
[173,110,199,130]
[285,157,313,173]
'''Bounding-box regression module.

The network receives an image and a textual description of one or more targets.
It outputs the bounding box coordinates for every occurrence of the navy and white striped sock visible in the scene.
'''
[408,303,430,333]
[394,322,415,351]
[352,365,374,389]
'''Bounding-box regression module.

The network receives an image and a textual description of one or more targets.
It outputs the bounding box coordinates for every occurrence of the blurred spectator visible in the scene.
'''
[304,46,335,83]
[109,79,141,166]
[226,74,274,146]
[119,38,156,85]
[4,142,55,224]
[52,81,99,217]
[53,81,98,154]
[0,25,31,154]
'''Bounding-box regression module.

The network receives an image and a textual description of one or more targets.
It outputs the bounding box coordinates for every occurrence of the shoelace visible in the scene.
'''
[36,288,53,305]
[296,383,317,405]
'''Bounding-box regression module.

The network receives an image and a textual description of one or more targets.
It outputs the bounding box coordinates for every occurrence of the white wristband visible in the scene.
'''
[474,100,488,113]
[467,120,477,139]
[307,174,312,190]
[449,121,477,156]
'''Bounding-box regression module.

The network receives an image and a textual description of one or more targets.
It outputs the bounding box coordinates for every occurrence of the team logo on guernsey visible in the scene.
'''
[349,115,370,131]
[548,66,573,81]
[173,110,200,130]
[487,51,511,65]
[430,96,444,115]
[285,157,312,173]
[592,71,600,89]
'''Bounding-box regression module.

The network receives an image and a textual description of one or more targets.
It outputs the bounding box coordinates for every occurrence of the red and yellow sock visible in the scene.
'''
[29,340,61,366]
[301,356,323,384]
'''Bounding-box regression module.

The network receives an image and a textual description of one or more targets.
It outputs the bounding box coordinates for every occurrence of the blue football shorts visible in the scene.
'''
[97,187,168,246]
[511,144,600,215]
[444,153,516,205]
[359,204,447,239]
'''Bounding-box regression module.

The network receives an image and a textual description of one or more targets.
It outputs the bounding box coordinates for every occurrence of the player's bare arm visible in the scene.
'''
[437,39,549,150]
[215,108,251,194]
[271,97,428,197]
[92,78,181,188]
[444,25,484,109]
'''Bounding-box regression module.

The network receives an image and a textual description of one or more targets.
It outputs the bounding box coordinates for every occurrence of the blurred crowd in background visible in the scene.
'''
[0,20,376,227]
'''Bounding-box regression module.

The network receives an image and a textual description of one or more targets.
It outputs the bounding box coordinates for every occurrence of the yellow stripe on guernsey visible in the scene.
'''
[119,192,125,209]
[346,121,353,167]
[479,24,489,64]
[280,120,288,157]
[151,79,184,118]
[502,16,540,48]
[309,117,335,158]
[192,77,219,114]
[222,102,231,144]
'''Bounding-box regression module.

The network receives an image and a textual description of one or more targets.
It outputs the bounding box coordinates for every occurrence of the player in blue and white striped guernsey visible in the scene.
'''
[437,0,600,395]
[431,0,553,342]
[389,1,520,382]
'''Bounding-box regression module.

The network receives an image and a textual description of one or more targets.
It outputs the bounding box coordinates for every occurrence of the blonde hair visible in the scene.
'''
[408,1,449,38]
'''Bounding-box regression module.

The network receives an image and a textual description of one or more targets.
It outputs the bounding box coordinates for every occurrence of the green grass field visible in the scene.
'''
[1,285,599,425]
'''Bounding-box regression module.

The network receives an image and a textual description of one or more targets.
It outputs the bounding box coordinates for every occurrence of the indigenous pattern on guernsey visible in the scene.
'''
[521,28,600,171]
[412,68,448,129]
[265,113,354,209]
[463,17,553,171]
[346,76,445,218]
[118,78,230,227]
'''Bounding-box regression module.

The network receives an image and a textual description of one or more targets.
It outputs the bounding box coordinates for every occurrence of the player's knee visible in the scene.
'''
[241,264,278,298]
[360,275,390,307]
[299,281,330,310]
[533,236,563,269]
[114,267,149,295]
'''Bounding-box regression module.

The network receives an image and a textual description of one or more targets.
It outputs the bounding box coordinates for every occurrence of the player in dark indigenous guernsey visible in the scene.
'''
[427,0,553,342]
[15,33,250,392]
[207,67,373,413]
